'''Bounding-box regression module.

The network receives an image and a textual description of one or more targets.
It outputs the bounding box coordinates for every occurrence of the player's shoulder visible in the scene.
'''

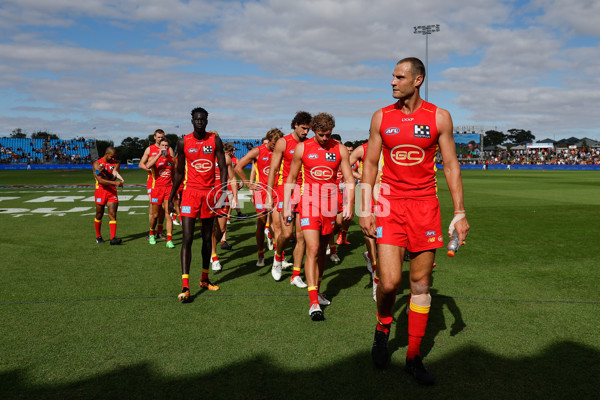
[435,106,451,119]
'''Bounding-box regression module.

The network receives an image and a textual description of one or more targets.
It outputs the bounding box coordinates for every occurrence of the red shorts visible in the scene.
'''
[252,189,269,215]
[95,188,118,205]
[180,188,215,219]
[276,184,301,213]
[375,196,443,252]
[298,199,336,235]
[150,185,172,205]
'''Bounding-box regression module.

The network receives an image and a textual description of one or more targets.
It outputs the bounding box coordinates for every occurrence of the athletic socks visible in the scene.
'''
[157,223,163,235]
[376,312,393,335]
[407,295,431,360]
[211,253,219,263]
[149,229,155,236]
[182,274,189,290]
[94,218,102,237]
[201,268,209,282]
[308,286,319,305]
[275,252,284,263]
[167,234,172,242]
[258,250,264,259]
[109,220,117,239]
[330,244,337,255]
[291,266,301,279]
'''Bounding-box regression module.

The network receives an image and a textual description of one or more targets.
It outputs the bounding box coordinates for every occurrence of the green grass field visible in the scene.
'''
[1,169,599,399]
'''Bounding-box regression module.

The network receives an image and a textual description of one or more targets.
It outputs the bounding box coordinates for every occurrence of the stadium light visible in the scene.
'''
[413,24,440,101]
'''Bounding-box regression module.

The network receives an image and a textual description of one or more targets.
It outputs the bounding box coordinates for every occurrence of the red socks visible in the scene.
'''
[109,220,117,239]
[407,298,431,360]
[94,218,102,237]
[308,286,319,305]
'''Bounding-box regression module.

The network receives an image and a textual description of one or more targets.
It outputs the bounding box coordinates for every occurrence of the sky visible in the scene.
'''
[1,0,599,144]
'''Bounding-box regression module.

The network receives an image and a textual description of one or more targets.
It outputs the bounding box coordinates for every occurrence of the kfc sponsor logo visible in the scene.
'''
[390,145,425,166]
[310,166,334,180]
[191,159,213,173]
[402,118,414,122]
[384,127,400,135]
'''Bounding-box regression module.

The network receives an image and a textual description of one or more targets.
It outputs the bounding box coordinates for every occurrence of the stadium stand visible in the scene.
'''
[222,138,262,160]
[0,137,94,164]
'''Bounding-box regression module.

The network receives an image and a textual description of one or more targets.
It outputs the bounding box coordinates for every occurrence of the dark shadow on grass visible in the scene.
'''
[2,341,597,400]
[324,265,368,299]
[116,230,148,243]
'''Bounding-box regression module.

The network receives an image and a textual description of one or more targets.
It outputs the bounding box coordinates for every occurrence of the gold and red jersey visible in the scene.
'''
[95,158,118,193]
[182,132,217,191]
[146,144,161,189]
[254,144,274,187]
[300,137,341,199]
[150,153,174,188]
[277,133,301,187]
[379,101,439,198]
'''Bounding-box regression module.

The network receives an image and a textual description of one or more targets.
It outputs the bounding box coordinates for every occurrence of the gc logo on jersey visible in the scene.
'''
[414,124,431,139]
[310,166,334,180]
[390,145,425,166]
[191,159,213,173]
[262,166,270,175]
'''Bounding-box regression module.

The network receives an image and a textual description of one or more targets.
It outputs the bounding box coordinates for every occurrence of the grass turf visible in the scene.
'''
[0,169,599,399]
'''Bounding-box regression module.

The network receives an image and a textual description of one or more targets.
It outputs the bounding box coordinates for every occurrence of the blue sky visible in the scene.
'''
[1,0,599,144]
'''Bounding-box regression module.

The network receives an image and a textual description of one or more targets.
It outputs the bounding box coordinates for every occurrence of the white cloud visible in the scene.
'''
[216,0,509,78]
[533,0,600,36]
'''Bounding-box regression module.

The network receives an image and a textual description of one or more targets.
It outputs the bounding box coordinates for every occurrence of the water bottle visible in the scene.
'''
[447,231,460,257]
[286,214,294,224]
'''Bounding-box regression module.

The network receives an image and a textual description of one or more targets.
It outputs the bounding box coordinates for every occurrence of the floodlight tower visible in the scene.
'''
[413,24,440,101]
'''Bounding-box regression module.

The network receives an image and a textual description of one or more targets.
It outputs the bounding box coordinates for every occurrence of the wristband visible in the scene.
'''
[454,210,465,214]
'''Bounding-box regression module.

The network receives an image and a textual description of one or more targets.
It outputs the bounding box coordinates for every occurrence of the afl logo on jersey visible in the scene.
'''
[310,166,334,180]
[191,159,213,173]
[262,156,270,161]
[308,153,319,159]
[384,127,400,135]
[390,145,425,166]
[188,148,198,153]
